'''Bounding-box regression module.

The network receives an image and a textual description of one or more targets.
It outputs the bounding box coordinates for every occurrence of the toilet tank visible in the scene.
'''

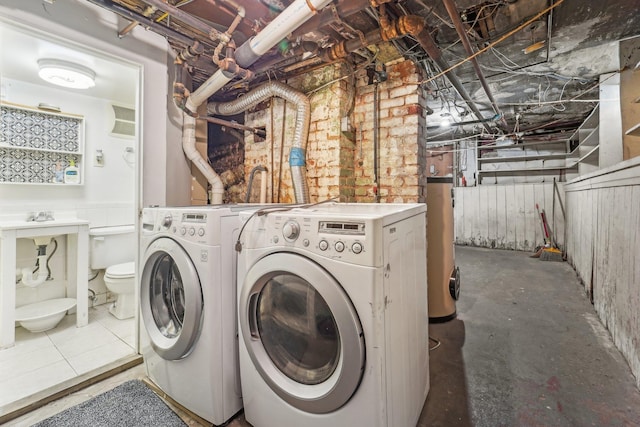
[89,225,135,269]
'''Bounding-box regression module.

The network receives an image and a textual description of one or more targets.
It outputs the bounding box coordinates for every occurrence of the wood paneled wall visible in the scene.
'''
[453,183,565,252]
[565,157,640,388]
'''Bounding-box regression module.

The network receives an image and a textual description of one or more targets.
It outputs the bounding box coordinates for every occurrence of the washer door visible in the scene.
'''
[141,237,203,360]
[239,252,365,414]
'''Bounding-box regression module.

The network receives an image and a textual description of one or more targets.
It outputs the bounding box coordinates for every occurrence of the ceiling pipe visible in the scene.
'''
[442,0,508,130]
[293,0,393,37]
[180,0,332,204]
[143,0,224,40]
[208,81,312,204]
[387,15,493,133]
[234,0,333,68]
[87,0,197,46]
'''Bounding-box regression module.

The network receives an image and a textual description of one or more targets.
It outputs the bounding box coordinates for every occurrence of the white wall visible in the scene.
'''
[454,183,565,252]
[0,0,189,306]
[1,78,136,221]
[565,157,640,388]
[0,0,189,208]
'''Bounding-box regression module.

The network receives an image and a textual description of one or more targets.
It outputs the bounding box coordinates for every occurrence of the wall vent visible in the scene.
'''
[110,104,135,138]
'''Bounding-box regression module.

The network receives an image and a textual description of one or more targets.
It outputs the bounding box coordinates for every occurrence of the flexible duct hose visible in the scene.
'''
[208,81,311,203]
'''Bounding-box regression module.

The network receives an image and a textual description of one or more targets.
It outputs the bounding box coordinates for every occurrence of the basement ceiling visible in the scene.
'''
[90,0,640,143]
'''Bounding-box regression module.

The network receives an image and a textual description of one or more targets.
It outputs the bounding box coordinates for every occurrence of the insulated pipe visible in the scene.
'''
[235,0,334,67]
[21,255,48,288]
[442,0,508,130]
[181,0,329,204]
[208,81,311,203]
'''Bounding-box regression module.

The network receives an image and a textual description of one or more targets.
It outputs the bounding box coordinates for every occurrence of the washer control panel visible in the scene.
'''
[258,213,371,264]
[146,209,210,244]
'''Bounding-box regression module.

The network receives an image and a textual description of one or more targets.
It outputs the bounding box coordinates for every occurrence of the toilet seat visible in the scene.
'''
[105,261,135,279]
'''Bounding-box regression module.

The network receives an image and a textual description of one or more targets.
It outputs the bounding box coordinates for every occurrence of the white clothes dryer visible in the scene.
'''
[236,202,429,427]
[140,205,252,425]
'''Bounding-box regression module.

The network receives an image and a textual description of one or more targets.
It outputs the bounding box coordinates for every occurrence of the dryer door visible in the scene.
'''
[141,237,203,360]
[239,252,365,414]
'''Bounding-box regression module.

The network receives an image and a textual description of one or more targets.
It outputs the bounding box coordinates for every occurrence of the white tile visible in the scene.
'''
[0,344,65,382]
[66,340,135,375]
[0,329,52,364]
[48,322,120,359]
[0,360,76,407]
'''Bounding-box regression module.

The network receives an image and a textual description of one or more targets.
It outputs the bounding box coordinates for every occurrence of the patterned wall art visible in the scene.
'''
[0,103,83,184]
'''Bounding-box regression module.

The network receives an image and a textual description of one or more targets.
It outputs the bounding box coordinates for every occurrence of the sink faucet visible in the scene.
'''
[27,211,55,222]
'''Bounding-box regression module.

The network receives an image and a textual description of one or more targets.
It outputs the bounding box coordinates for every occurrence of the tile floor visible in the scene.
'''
[0,304,136,410]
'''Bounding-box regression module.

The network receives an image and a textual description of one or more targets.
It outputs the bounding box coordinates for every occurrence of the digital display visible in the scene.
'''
[182,213,206,223]
[319,221,365,235]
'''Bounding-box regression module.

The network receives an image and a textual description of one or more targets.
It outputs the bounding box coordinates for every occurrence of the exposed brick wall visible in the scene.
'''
[244,64,354,203]
[353,59,427,203]
[213,59,426,204]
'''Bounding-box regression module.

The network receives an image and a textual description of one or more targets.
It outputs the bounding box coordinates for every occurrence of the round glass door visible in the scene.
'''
[257,273,340,385]
[239,252,365,414]
[141,237,203,360]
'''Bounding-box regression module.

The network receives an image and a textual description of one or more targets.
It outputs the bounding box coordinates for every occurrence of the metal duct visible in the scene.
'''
[181,0,331,204]
[208,81,311,203]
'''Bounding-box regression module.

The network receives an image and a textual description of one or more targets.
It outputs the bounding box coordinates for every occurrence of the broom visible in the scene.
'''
[539,206,563,262]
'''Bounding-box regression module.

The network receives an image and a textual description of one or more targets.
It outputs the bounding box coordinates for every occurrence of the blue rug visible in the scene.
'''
[32,380,186,427]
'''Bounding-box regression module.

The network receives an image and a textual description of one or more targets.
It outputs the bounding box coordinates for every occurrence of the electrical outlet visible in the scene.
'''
[94,149,104,167]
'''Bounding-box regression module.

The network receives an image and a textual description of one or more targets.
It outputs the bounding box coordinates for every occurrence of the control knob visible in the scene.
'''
[335,241,345,252]
[282,220,300,241]
[161,214,172,229]
[352,242,363,254]
[319,240,329,251]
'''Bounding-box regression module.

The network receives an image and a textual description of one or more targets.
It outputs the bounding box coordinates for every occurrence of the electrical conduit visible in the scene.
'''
[181,0,331,204]
[208,81,311,203]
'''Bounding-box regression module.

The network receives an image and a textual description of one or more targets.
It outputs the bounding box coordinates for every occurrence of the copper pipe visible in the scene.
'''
[442,0,508,130]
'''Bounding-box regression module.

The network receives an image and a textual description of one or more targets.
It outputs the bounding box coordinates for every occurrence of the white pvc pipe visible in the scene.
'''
[21,255,48,288]
[182,114,225,204]
[182,0,332,203]
[186,70,233,115]
[235,0,333,66]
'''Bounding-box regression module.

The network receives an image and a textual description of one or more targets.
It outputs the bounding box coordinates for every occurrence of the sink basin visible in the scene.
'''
[15,298,77,333]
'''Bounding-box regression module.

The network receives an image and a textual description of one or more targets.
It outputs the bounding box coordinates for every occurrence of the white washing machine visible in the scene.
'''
[236,202,429,427]
[140,205,252,425]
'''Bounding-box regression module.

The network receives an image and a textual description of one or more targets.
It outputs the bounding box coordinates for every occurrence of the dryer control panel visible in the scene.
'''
[142,207,242,246]
[241,211,381,267]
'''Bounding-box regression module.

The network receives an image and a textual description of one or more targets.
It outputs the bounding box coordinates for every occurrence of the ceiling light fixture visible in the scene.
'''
[37,59,96,89]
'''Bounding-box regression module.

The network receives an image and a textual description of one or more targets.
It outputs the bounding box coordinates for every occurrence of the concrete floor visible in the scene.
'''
[7,246,640,426]
[420,246,640,426]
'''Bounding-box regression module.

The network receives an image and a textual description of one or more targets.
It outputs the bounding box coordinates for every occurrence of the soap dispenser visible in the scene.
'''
[64,160,80,184]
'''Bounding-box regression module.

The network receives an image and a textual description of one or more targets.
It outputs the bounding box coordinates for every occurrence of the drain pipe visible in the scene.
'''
[178,0,332,204]
[208,81,311,203]
[442,0,508,130]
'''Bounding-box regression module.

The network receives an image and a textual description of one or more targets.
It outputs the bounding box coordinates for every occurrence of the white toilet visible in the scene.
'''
[89,225,136,319]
